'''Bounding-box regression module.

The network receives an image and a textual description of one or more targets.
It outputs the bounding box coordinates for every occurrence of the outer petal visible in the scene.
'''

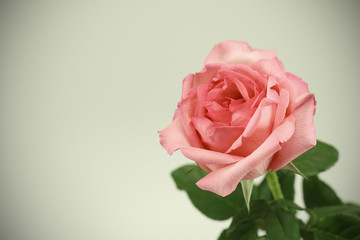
[269,93,316,171]
[252,58,285,79]
[181,74,195,100]
[181,64,219,100]
[196,115,296,197]
[205,41,277,66]
[279,72,309,106]
[158,117,191,154]
[178,95,204,148]
[217,63,267,89]
[181,147,243,166]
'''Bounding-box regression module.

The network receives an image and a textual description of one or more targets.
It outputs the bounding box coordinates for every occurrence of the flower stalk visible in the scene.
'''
[266,171,284,200]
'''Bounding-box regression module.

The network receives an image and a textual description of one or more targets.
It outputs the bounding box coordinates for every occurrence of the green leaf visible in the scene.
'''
[274,199,304,211]
[264,208,300,240]
[219,222,257,240]
[301,230,315,240]
[311,204,360,222]
[218,230,228,240]
[241,179,254,213]
[298,219,315,240]
[232,199,269,224]
[303,175,342,209]
[278,171,295,201]
[219,200,270,240]
[171,164,243,220]
[309,215,360,240]
[292,140,338,176]
[300,227,315,240]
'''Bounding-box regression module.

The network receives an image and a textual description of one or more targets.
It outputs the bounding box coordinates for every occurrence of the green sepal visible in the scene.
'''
[282,162,310,182]
[241,179,254,213]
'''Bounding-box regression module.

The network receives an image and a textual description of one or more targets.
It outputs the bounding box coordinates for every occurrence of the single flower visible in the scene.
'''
[159,41,316,197]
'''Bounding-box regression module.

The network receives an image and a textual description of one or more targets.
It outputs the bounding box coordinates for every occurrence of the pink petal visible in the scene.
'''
[231,108,255,128]
[266,76,280,102]
[178,95,204,148]
[205,102,232,124]
[192,117,243,153]
[204,41,277,66]
[196,115,296,197]
[226,98,276,153]
[273,89,290,130]
[269,93,316,171]
[252,58,285,79]
[218,69,257,89]
[207,88,226,103]
[229,103,276,156]
[220,64,268,89]
[216,70,256,99]
[180,147,243,166]
[181,73,195,100]
[195,84,209,118]
[280,72,309,106]
[181,65,219,100]
[158,116,191,155]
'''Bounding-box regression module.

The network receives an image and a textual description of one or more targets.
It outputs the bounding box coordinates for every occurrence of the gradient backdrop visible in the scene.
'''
[1,1,359,239]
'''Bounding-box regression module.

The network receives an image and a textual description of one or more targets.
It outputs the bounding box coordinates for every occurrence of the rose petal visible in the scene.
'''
[220,64,268,89]
[252,58,285,79]
[226,98,276,153]
[195,84,209,118]
[158,116,191,155]
[178,95,204,148]
[181,65,219,100]
[207,88,226,103]
[192,117,243,152]
[205,102,232,124]
[181,73,195,100]
[266,76,280,102]
[180,147,243,166]
[231,108,255,128]
[273,88,290,130]
[196,115,296,196]
[205,41,277,66]
[280,72,309,106]
[229,103,276,157]
[269,93,316,171]
[217,70,255,100]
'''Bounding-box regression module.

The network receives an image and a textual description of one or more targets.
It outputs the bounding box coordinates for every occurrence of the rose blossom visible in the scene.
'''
[159,41,316,197]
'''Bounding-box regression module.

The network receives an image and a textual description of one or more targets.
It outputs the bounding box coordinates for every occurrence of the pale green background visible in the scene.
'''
[0,1,359,239]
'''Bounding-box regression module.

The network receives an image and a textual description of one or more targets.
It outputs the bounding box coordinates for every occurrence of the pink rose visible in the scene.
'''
[159,41,316,197]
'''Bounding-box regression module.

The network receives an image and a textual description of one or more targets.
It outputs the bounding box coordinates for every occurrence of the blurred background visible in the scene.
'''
[0,1,359,239]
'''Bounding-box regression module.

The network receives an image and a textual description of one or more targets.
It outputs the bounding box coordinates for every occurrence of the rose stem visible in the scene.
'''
[266,171,284,200]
